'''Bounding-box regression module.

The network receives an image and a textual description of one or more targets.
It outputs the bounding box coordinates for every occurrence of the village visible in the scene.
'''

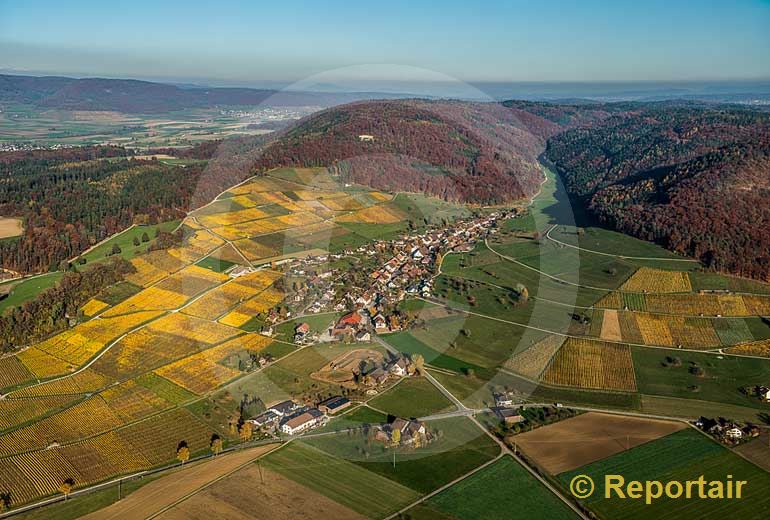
[275,210,513,345]
[199,207,515,444]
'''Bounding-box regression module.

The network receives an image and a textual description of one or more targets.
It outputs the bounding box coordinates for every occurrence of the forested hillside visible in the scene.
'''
[545,105,770,280]
[255,100,567,204]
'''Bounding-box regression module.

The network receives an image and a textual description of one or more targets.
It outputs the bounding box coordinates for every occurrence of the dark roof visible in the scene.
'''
[494,407,524,418]
[319,396,350,409]
[269,400,297,415]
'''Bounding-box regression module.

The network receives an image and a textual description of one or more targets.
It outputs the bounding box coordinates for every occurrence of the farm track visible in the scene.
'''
[544,224,699,263]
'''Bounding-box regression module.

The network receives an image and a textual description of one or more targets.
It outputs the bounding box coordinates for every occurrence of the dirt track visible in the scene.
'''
[80,444,278,520]
[512,412,686,474]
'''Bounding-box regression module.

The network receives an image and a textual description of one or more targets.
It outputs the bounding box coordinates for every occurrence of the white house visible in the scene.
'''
[725,427,743,439]
[389,358,409,377]
[280,409,325,435]
[358,134,375,142]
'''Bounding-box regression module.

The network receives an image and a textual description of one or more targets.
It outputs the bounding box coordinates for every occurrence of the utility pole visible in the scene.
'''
[118,479,122,501]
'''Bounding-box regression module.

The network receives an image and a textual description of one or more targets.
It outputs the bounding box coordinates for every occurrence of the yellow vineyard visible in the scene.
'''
[337,204,405,224]
[0,168,416,507]
[155,334,271,394]
[541,338,637,392]
[620,267,692,293]
[80,298,109,317]
[595,291,770,318]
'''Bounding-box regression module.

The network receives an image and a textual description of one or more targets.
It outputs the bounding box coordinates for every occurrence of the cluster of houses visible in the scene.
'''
[273,210,513,347]
[0,142,73,152]
[247,396,354,436]
[373,418,429,447]
[695,417,761,444]
[492,392,526,426]
[355,354,411,388]
[248,400,323,436]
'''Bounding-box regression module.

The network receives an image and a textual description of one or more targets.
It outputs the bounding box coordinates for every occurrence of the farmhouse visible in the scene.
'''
[268,400,299,417]
[280,408,325,435]
[494,407,525,426]
[247,410,280,430]
[388,357,409,377]
[493,392,514,407]
[318,395,351,414]
[376,418,428,446]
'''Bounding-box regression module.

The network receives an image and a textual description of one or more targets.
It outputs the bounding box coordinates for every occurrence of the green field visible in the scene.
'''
[135,373,197,405]
[383,331,482,374]
[76,220,180,266]
[0,105,275,147]
[367,376,453,418]
[314,405,388,433]
[410,456,578,520]
[0,272,64,314]
[410,314,550,369]
[391,193,471,229]
[305,417,500,494]
[95,281,143,306]
[559,429,770,519]
[632,347,770,412]
[689,271,770,295]
[195,255,238,273]
[263,442,421,518]
[440,243,607,307]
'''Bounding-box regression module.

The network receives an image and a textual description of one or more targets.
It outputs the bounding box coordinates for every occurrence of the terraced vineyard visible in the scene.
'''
[0,167,428,508]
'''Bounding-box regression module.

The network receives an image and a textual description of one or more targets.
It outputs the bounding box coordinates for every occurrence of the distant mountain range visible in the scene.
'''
[0,74,416,113]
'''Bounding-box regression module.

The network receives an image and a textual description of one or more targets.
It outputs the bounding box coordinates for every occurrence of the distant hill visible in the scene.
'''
[545,105,770,281]
[0,74,413,113]
[254,99,602,204]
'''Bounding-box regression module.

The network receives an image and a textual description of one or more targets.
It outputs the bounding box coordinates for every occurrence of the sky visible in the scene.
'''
[1,0,769,86]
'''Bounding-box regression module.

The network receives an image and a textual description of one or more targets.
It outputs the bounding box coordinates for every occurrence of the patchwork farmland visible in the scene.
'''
[2,164,770,519]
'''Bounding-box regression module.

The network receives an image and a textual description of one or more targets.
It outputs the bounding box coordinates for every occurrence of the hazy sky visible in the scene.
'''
[1,0,769,84]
